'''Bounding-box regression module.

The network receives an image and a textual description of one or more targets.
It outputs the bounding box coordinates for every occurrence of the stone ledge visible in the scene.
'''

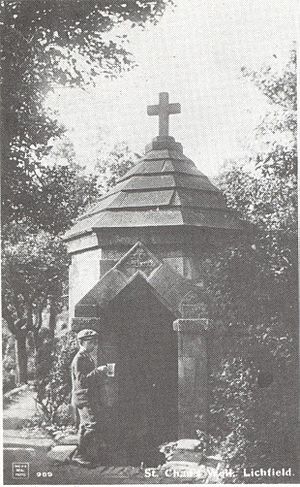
[173,319,210,333]
[145,136,183,153]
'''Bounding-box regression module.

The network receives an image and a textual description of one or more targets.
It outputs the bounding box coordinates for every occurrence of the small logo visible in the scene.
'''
[12,463,29,479]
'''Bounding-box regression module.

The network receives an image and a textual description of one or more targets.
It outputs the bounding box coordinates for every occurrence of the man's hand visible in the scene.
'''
[97,365,108,373]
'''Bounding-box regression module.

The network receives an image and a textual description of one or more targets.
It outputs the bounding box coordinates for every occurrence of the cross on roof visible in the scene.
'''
[147,92,181,137]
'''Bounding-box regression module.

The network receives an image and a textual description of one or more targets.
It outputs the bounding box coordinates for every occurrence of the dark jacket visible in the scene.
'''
[71,349,100,408]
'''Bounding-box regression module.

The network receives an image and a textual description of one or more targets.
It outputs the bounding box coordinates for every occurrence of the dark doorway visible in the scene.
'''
[103,275,178,464]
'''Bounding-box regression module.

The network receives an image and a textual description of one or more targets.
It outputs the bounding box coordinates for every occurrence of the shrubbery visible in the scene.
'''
[206,329,297,482]
[197,49,298,482]
[36,331,78,426]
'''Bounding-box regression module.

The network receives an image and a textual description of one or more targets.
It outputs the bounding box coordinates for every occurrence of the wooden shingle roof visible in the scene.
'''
[64,136,244,241]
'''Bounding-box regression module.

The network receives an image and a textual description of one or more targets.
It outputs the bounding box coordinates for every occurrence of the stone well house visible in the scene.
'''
[63,93,246,459]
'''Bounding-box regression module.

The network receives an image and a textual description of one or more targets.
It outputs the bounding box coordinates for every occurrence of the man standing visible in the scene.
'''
[71,329,107,467]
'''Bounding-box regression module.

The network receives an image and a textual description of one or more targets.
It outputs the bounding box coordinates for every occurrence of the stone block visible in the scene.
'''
[55,434,78,446]
[173,318,209,333]
[68,247,102,321]
[169,450,203,464]
[66,233,98,254]
[175,439,200,450]
[145,137,183,153]
[178,357,196,403]
[182,334,205,357]
[47,444,77,463]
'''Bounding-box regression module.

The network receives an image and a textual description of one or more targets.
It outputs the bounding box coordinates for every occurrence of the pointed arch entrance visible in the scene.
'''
[73,242,209,464]
[100,274,178,464]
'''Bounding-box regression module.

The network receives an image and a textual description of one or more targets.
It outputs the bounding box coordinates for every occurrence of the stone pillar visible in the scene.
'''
[173,318,209,438]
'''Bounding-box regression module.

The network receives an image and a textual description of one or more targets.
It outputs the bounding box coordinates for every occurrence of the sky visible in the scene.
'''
[46,0,297,176]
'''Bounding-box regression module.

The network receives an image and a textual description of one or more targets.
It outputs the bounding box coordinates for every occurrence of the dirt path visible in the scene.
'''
[3,387,205,484]
[3,386,38,430]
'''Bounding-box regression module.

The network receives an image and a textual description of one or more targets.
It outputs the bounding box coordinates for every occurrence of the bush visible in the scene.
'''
[3,332,16,393]
[203,322,298,483]
[36,331,78,425]
[198,232,298,483]
[3,359,16,393]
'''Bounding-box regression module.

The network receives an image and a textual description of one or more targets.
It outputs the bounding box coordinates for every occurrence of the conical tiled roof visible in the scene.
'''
[64,136,243,241]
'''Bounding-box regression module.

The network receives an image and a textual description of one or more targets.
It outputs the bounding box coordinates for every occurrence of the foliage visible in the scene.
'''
[2,135,100,382]
[1,0,172,225]
[2,224,69,383]
[215,49,297,315]
[1,0,171,387]
[95,141,141,191]
[203,49,298,480]
[221,49,297,232]
[36,331,78,424]
[2,134,142,385]
[3,333,16,393]
[2,226,68,326]
[2,135,100,339]
[27,137,101,234]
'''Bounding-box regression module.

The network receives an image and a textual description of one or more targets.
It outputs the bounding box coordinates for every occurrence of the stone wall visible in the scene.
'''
[173,319,209,438]
[67,228,240,323]
[68,247,102,322]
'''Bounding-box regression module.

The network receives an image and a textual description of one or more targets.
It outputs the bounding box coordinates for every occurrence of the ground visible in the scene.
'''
[3,385,211,485]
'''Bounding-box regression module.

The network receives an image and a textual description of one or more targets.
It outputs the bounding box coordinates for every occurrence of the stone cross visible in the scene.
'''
[147,92,181,137]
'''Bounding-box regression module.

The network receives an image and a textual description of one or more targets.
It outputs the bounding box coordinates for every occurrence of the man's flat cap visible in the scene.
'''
[77,329,99,341]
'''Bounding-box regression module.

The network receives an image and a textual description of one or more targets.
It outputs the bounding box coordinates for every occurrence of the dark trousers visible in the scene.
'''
[74,405,99,462]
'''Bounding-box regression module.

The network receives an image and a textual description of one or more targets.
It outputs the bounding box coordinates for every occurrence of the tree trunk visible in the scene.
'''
[15,333,28,385]
[48,298,57,336]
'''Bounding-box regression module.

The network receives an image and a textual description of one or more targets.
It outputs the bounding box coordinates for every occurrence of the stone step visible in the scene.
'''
[55,434,78,445]
[47,444,77,463]
[168,450,203,464]
[175,439,201,451]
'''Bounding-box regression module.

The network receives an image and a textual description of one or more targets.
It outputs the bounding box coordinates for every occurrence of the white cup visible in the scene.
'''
[106,363,115,377]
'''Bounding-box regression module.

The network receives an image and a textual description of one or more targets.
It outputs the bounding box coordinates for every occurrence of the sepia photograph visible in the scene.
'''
[1,0,298,484]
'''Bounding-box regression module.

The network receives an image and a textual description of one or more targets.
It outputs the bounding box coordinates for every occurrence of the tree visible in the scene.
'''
[2,226,68,383]
[2,0,172,386]
[35,330,78,424]
[222,48,296,242]
[31,140,141,414]
[216,49,297,310]
[95,141,141,191]
[1,0,172,225]
[27,157,101,235]
[2,129,142,386]
[1,139,101,384]
[203,49,298,477]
